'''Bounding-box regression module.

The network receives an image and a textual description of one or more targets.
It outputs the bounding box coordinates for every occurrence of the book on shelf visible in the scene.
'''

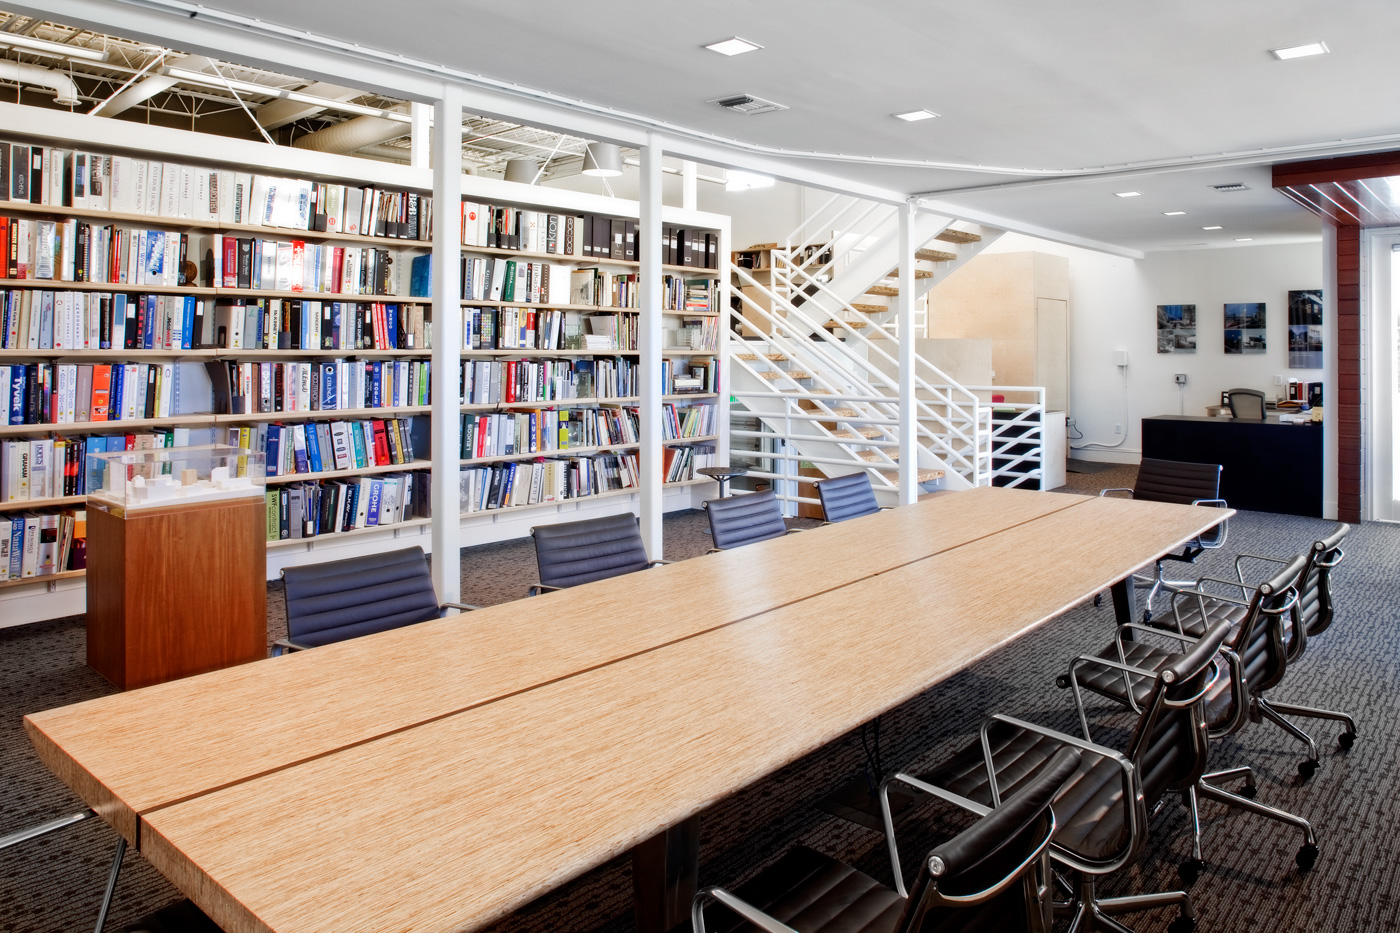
[460,406,640,459]
[0,506,85,579]
[0,361,188,427]
[460,356,636,406]
[1,289,212,351]
[233,416,421,478]
[263,470,429,541]
[459,450,641,513]
[205,358,429,416]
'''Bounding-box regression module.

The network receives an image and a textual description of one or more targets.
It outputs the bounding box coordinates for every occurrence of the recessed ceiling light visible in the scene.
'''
[1203,225,1223,231]
[1163,211,1187,216]
[893,109,939,122]
[1235,237,1255,242]
[1270,41,1329,60]
[1114,191,1142,198]
[1211,183,1251,192]
[704,37,763,56]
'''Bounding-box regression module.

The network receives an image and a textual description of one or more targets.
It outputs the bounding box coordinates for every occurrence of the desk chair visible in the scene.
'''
[1101,458,1228,621]
[816,471,886,523]
[704,489,795,551]
[1242,524,1357,754]
[276,546,478,654]
[1226,388,1267,420]
[529,512,667,595]
[886,621,1232,933]
[1069,556,1318,880]
[692,747,1081,933]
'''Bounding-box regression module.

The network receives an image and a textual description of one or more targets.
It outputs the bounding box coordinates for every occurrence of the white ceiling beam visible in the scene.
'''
[255,81,360,128]
[915,196,1146,260]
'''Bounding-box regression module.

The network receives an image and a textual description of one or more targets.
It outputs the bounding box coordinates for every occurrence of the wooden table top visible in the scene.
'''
[25,488,1229,933]
[25,485,1075,843]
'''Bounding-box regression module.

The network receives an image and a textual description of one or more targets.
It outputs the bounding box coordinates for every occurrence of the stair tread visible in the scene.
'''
[879,468,946,482]
[764,353,789,361]
[858,449,899,462]
[914,248,958,263]
[823,320,869,330]
[851,303,886,314]
[888,269,936,279]
[834,428,883,440]
[734,353,761,361]
[865,285,899,297]
[936,229,981,244]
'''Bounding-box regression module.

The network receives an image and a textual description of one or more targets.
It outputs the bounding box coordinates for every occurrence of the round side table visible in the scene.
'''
[696,465,749,498]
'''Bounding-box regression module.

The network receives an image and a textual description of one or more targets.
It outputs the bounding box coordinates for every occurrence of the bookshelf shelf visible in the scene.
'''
[0,414,213,437]
[0,494,87,513]
[461,348,638,358]
[0,278,217,296]
[663,435,720,445]
[264,459,432,485]
[460,396,640,411]
[0,568,85,590]
[456,476,716,520]
[216,405,430,424]
[220,348,430,359]
[265,516,432,549]
[214,287,423,303]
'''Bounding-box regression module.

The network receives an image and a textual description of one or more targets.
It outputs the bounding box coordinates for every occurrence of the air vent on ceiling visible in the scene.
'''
[1211,183,1251,192]
[709,94,789,115]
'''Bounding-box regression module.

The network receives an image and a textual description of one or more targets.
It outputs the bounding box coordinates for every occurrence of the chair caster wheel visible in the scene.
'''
[1177,858,1204,885]
[1094,593,1102,607]
[1296,844,1319,870]
[1142,610,1153,624]
[1239,783,1258,800]
[1167,914,1196,933]
[1339,731,1356,751]
[1298,759,1319,781]
[1056,675,1070,689]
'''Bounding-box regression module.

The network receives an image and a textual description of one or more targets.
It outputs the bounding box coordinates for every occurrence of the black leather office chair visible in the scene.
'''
[704,489,793,551]
[1242,524,1357,753]
[1101,458,1228,620]
[276,546,478,654]
[692,747,1082,933]
[1069,556,1318,880]
[529,512,666,595]
[1226,388,1267,419]
[816,471,886,523]
[886,621,1232,933]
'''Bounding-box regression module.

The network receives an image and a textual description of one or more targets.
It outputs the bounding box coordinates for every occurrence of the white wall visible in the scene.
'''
[981,233,1325,462]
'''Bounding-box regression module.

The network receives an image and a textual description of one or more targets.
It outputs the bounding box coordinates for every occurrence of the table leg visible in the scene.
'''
[633,815,700,933]
[1110,575,1137,629]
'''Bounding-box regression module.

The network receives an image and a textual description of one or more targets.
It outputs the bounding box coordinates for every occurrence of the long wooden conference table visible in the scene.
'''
[25,487,1228,933]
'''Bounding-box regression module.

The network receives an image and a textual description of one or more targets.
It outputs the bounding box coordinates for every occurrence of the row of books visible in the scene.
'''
[672,317,719,352]
[207,359,430,416]
[0,217,195,285]
[663,358,718,395]
[459,452,641,513]
[2,290,211,352]
[409,255,568,305]
[460,406,640,460]
[1,429,194,501]
[662,402,718,440]
[461,357,637,406]
[461,306,581,352]
[1,509,84,579]
[231,416,421,478]
[212,235,397,295]
[3,361,185,426]
[210,299,427,352]
[265,472,428,542]
[569,268,639,308]
[663,444,715,483]
[0,142,429,240]
[668,277,715,314]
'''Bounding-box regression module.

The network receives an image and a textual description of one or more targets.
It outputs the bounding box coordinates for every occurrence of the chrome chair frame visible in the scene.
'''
[0,808,125,933]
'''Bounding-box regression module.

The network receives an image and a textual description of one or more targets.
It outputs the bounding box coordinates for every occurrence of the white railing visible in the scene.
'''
[731,264,991,484]
[969,386,1047,489]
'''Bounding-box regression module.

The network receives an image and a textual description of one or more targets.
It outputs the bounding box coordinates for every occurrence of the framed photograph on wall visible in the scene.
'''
[1288,289,1323,368]
[1224,302,1266,354]
[1156,304,1196,353]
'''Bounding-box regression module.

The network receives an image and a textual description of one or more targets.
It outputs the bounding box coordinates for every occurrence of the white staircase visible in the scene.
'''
[727,195,1048,512]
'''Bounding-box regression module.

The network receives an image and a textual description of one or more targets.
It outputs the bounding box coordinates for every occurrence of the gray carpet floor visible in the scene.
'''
[3,469,1397,932]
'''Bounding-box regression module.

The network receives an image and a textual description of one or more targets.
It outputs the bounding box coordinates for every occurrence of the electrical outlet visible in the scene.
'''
[1114,423,1123,435]
[1275,374,1285,386]
[1175,373,1187,385]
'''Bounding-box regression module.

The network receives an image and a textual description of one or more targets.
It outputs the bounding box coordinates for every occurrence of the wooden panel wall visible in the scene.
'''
[1336,224,1361,522]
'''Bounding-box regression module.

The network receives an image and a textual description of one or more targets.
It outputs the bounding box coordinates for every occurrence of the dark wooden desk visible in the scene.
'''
[1141,414,1323,517]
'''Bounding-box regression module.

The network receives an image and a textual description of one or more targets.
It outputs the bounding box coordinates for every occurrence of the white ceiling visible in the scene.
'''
[69,0,1400,252]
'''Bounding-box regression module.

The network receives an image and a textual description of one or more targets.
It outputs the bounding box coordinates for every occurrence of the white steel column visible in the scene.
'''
[410,102,431,171]
[897,199,917,505]
[638,134,665,558]
[430,86,464,604]
[681,160,698,211]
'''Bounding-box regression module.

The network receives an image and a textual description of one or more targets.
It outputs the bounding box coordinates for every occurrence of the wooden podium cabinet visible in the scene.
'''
[86,497,266,690]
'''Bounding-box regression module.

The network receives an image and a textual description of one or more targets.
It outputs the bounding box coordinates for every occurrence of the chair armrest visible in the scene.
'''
[1234,551,1290,587]
[1209,646,1249,740]
[271,637,310,657]
[1066,653,1166,729]
[786,526,809,533]
[1118,621,1196,648]
[441,601,482,612]
[707,547,723,554]
[1100,488,1134,498]
[878,771,993,897]
[1190,498,1228,508]
[526,584,562,597]
[0,809,96,851]
[647,559,674,567]
[692,887,801,933]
